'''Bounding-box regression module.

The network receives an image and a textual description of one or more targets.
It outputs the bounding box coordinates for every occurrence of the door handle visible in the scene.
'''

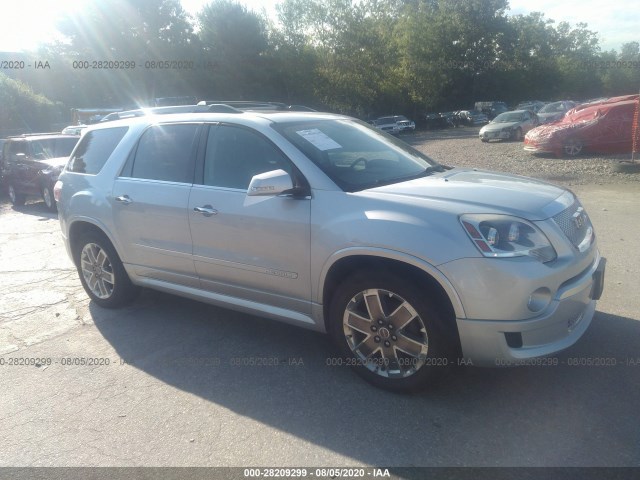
[115,195,132,205]
[193,205,218,217]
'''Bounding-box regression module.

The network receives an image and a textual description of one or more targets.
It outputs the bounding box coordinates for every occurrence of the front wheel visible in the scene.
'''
[563,137,583,157]
[512,128,523,141]
[73,231,139,308]
[42,186,57,212]
[329,270,455,392]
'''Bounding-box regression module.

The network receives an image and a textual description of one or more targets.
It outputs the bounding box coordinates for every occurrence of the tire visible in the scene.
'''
[563,137,583,157]
[8,184,26,206]
[73,231,139,308]
[512,128,523,141]
[42,186,57,212]
[329,270,456,393]
[480,138,488,143]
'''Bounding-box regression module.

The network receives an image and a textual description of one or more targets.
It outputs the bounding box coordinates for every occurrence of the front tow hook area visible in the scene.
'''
[591,257,606,300]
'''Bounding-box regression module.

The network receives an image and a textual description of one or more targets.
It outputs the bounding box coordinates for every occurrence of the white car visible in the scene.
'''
[373,115,415,135]
[479,110,539,142]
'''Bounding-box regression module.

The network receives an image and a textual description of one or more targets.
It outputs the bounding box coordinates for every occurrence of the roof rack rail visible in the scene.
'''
[98,100,317,123]
[6,132,72,138]
[198,100,288,111]
[206,104,243,113]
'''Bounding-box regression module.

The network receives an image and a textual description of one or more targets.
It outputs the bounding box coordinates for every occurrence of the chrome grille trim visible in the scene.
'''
[553,201,593,248]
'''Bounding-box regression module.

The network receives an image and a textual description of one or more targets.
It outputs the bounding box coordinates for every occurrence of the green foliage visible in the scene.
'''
[601,42,640,96]
[197,0,269,98]
[4,0,638,124]
[0,73,64,135]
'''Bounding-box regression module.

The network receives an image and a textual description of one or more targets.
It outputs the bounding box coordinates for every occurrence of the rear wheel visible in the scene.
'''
[73,231,139,308]
[512,128,523,141]
[8,184,26,206]
[329,270,455,392]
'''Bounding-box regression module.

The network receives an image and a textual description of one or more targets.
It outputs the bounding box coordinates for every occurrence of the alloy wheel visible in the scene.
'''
[80,243,115,299]
[342,288,429,379]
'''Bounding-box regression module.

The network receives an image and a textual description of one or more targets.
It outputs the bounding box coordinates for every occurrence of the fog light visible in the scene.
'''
[505,332,523,348]
[527,287,551,312]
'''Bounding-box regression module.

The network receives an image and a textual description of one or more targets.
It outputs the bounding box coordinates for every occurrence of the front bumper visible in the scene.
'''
[524,141,554,153]
[450,253,605,366]
[480,129,511,140]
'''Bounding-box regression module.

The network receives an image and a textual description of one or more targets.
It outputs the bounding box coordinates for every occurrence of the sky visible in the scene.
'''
[0,0,637,53]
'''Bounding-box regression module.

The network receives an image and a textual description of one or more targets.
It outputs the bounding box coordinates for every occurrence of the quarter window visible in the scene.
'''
[131,124,199,183]
[68,127,128,174]
[203,125,291,189]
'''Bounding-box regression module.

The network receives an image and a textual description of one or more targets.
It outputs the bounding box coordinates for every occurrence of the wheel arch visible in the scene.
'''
[67,219,121,266]
[320,250,466,335]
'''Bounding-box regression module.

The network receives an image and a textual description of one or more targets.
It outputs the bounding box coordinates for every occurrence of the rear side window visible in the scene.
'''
[131,124,199,183]
[5,141,27,163]
[67,127,128,174]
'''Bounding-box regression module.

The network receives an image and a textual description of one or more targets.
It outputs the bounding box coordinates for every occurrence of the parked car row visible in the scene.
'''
[2,95,636,216]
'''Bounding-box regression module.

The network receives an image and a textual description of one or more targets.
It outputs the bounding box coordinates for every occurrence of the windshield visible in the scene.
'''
[539,102,565,113]
[31,137,79,159]
[273,119,439,192]
[492,112,523,123]
[377,116,406,124]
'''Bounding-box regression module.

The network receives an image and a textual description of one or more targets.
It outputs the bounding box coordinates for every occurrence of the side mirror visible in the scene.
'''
[247,169,294,197]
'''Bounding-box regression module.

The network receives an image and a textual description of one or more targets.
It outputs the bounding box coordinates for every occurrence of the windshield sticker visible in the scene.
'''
[296,128,342,151]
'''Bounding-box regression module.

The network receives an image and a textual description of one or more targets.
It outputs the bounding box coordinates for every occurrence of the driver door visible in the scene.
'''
[188,124,311,314]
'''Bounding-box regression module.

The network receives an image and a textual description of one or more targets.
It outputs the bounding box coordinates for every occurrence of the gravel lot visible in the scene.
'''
[406,126,640,187]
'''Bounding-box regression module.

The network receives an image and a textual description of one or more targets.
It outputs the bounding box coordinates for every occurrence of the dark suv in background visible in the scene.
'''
[1,133,80,211]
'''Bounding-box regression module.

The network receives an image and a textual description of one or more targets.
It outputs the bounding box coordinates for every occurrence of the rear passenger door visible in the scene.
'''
[112,123,201,287]
[188,124,311,314]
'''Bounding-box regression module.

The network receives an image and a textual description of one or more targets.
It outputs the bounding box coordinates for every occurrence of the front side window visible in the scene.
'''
[273,119,439,192]
[203,125,292,190]
[131,124,199,183]
[68,127,128,174]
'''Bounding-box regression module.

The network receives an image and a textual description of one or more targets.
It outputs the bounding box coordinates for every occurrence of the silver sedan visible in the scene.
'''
[480,110,539,142]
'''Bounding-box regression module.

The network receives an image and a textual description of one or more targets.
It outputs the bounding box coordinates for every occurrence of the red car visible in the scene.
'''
[524,94,639,157]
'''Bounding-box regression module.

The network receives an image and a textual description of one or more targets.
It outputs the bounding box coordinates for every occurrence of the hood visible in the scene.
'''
[525,119,593,142]
[365,168,570,220]
[40,156,69,168]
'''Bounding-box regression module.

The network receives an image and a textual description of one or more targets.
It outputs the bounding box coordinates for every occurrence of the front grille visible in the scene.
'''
[552,200,593,248]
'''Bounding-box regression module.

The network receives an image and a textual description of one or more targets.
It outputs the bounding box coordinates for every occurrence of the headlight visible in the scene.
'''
[460,214,557,263]
[42,165,63,176]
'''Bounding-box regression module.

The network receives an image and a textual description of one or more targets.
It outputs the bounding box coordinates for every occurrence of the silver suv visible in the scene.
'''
[55,111,605,392]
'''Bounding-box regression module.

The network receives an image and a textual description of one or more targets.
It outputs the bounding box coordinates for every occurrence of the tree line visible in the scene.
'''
[2,0,639,131]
